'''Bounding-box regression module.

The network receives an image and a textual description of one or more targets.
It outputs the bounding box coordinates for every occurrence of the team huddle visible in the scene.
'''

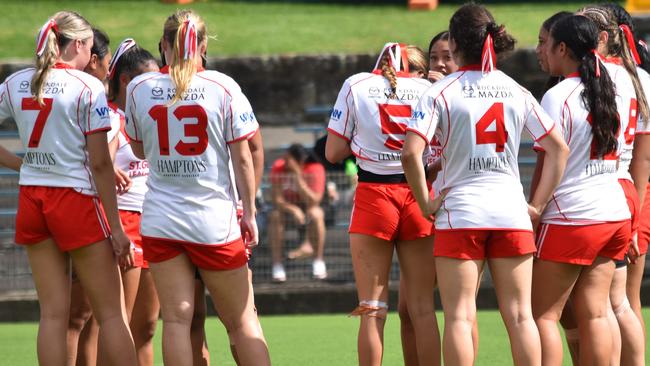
[0,2,647,366]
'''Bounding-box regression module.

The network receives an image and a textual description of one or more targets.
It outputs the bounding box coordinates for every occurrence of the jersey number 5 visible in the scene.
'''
[379,104,411,150]
[149,104,208,156]
[22,97,53,148]
[475,102,507,152]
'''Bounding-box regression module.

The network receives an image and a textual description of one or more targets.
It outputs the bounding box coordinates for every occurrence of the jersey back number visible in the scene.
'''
[149,104,208,156]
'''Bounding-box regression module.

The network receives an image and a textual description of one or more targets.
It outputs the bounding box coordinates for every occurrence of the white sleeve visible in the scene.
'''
[124,81,141,142]
[0,81,11,124]
[106,109,121,142]
[84,80,111,135]
[225,86,258,144]
[524,92,555,143]
[636,69,650,134]
[327,78,355,141]
[406,90,440,144]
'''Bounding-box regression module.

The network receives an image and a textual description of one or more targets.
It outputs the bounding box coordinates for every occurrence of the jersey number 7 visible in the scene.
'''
[22,97,53,148]
[149,104,208,156]
[475,102,508,152]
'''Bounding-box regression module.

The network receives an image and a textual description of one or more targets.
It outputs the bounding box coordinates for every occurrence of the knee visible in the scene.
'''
[161,301,194,325]
[306,206,324,222]
[133,318,158,344]
[502,308,535,328]
[69,305,92,330]
[397,301,412,325]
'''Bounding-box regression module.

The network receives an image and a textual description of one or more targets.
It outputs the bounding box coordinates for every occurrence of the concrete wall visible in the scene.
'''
[0,48,547,127]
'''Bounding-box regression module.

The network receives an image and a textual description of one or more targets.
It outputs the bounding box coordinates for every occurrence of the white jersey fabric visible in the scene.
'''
[327,71,432,175]
[602,60,640,181]
[110,103,148,212]
[0,64,111,195]
[539,75,630,224]
[408,66,555,231]
[125,67,258,245]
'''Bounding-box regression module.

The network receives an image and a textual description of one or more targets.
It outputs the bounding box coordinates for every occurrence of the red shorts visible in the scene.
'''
[15,186,110,251]
[349,182,434,242]
[637,183,650,255]
[141,236,248,271]
[119,210,145,268]
[619,179,639,234]
[434,229,535,259]
[535,221,630,265]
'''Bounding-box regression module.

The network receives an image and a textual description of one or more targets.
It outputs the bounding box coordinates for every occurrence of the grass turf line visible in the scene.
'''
[1,309,648,365]
[0,1,602,60]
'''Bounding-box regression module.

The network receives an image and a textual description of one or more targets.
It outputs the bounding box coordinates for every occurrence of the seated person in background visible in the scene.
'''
[269,143,327,281]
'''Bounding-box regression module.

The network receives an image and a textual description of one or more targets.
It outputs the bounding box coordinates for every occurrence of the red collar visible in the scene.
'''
[159,65,205,74]
[603,56,622,65]
[53,62,74,69]
[565,72,580,78]
[458,64,495,72]
[371,69,411,78]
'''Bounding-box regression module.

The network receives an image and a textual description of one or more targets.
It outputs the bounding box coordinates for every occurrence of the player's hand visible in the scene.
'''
[285,156,301,174]
[421,190,446,222]
[115,168,132,194]
[428,71,446,83]
[240,213,259,248]
[628,232,640,264]
[111,229,134,267]
[425,160,441,183]
[528,204,542,233]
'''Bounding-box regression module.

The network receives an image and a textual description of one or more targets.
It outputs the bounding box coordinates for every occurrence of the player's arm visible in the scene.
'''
[325,132,352,163]
[230,138,258,245]
[129,140,145,160]
[402,131,433,218]
[528,127,568,219]
[248,129,264,191]
[529,151,545,200]
[0,146,21,171]
[630,134,650,207]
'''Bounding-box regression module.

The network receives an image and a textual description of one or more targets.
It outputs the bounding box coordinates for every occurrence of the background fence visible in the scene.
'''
[0,131,547,297]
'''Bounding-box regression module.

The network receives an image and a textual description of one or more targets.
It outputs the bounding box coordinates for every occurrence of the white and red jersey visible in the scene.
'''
[0,64,111,194]
[327,71,432,175]
[125,66,258,245]
[107,103,121,143]
[600,59,641,181]
[631,67,650,150]
[109,103,148,212]
[539,74,630,224]
[407,65,555,231]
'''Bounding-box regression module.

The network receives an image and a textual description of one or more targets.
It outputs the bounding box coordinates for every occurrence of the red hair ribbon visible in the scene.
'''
[481,33,496,74]
[180,18,197,61]
[108,38,137,80]
[35,19,58,57]
[620,25,641,66]
[373,42,410,73]
[592,49,603,77]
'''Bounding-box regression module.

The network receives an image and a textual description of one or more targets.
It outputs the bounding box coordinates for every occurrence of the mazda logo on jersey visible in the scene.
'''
[152,87,163,97]
[369,87,380,95]
[19,81,29,90]
[462,84,475,98]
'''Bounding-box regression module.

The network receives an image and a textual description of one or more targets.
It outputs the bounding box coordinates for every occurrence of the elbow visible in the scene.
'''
[89,157,113,174]
[325,149,340,164]
[400,149,417,166]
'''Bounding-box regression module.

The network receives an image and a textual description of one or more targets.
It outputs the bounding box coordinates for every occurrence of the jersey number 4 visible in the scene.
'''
[22,97,53,148]
[149,105,208,156]
[475,102,508,152]
[379,104,411,150]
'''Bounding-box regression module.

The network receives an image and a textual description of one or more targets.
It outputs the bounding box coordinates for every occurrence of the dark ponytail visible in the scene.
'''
[448,4,515,65]
[551,15,619,158]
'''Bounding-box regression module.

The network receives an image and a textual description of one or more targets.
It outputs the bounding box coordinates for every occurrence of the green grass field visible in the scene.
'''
[1,309,648,365]
[0,1,606,60]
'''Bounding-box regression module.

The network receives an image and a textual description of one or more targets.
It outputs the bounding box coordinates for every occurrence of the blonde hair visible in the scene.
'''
[580,6,650,122]
[31,11,93,105]
[379,45,427,99]
[163,9,206,105]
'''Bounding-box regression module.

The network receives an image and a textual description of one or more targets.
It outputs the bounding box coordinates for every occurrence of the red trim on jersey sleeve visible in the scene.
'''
[458,64,489,72]
[327,127,351,142]
[533,145,545,152]
[84,126,111,136]
[226,128,258,144]
[534,123,556,142]
[636,131,650,135]
[405,127,429,144]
